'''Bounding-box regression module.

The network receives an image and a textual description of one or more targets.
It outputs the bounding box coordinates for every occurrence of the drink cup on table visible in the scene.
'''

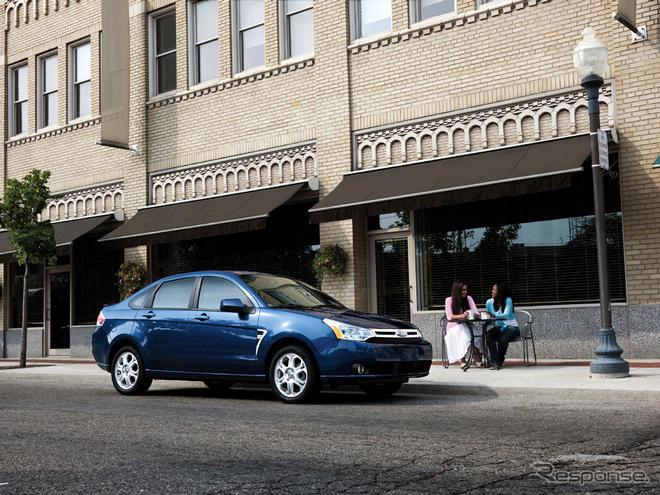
[468,309,474,320]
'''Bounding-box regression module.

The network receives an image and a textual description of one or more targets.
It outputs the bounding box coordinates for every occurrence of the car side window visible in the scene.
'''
[198,277,249,310]
[152,278,196,309]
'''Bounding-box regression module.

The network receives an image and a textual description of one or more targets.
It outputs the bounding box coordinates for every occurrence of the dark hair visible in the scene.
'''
[451,281,468,316]
[493,283,514,312]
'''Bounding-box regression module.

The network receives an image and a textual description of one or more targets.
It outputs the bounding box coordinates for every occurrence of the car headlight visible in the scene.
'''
[323,318,376,342]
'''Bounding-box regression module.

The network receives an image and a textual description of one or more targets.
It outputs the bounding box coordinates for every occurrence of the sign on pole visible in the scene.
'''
[597,130,609,170]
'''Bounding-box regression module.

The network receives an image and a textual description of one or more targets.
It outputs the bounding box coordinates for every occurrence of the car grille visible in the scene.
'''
[366,337,425,344]
[366,329,422,344]
[365,360,432,375]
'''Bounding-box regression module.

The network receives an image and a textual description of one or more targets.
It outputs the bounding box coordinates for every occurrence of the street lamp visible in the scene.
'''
[573,27,629,378]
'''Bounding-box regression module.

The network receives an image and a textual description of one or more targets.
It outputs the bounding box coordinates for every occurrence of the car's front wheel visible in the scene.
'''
[111,346,152,395]
[359,381,404,397]
[269,346,319,404]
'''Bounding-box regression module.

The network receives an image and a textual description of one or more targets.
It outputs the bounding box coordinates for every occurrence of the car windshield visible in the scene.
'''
[238,274,345,309]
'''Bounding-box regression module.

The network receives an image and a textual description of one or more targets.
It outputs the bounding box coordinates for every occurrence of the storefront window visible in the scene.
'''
[368,211,409,231]
[152,203,319,286]
[415,168,626,309]
[9,262,44,328]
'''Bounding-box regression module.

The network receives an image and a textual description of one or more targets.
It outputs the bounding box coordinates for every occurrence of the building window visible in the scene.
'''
[189,0,218,84]
[409,0,455,24]
[69,40,91,120]
[150,9,177,96]
[351,0,392,41]
[232,0,265,73]
[280,0,313,60]
[414,164,626,309]
[9,263,44,328]
[38,52,58,129]
[476,0,495,6]
[9,62,28,137]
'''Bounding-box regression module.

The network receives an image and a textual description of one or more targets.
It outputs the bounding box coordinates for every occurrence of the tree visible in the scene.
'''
[0,170,57,367]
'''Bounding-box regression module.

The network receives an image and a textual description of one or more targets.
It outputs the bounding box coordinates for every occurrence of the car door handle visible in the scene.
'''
[142,311,155,319]
[194,313,210,321]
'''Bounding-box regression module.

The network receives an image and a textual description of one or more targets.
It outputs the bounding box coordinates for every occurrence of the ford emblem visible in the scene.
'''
[397,329,408,338]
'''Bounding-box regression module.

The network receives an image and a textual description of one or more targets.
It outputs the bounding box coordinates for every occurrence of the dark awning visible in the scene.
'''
[100,181,310,247]
[0,214,113,261]
[310,134,590,223]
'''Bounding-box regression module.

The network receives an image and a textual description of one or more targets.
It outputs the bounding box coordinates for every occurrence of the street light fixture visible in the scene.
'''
[573,27,629,378]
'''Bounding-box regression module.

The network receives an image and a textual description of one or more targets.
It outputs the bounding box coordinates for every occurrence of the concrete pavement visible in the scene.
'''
[2,358,659,401]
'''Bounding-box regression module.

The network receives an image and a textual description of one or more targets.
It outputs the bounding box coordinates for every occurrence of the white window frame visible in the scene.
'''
[350,0,392,42]
[37,50,58,130]
[149,7,177,97]
[279,0,314,61]
[8,61,28,137]
[68,39,91,121]
[409,0,456,25]
[188,0,219,86]
[231,0,265,74]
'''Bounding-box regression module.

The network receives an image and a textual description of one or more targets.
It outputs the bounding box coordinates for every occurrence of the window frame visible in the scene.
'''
[37,50,58,130]
[231,0,266,74]
[279,0,314,61]
[68,39,91,121]
[149,7,177,98]
[350,0,392,42]
[409,0,456,25]
[150,277,197,310]
[8,61,28,137]
[188,0,219,86]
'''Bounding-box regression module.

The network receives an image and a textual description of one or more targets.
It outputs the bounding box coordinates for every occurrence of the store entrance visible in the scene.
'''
[369,235,412,322]
[46,266,71,355]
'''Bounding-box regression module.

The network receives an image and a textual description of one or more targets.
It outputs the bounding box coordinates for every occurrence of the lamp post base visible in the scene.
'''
[590,326,630,378]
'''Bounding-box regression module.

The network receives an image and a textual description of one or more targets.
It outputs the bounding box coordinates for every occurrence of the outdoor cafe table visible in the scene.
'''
[450,317,506,371]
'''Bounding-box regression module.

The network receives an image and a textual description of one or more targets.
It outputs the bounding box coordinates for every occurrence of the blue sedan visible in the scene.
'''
[92,271,433,403]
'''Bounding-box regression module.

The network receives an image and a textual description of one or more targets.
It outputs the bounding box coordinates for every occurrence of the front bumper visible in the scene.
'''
[319,340,433,385]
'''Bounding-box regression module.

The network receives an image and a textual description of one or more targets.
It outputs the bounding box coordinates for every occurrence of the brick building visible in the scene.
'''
[0,0,658,360]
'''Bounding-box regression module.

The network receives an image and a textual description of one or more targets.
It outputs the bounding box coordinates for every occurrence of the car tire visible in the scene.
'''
[111,346,152,395]
[269,345,319,404]
[359,381,404,397]
[203,381,233,391]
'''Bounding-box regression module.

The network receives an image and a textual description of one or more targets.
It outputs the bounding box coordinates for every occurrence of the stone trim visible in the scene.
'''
[354,84,614,170]
[43,181,124,221]
[151,142,316,204]
[146,58,315,110]
[348,0,550,54]
[6,117,100,148]
[4,0,81,30]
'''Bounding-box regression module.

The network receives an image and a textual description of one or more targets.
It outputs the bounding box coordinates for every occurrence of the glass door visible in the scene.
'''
[46,267,71,355]
[369,235,413,322]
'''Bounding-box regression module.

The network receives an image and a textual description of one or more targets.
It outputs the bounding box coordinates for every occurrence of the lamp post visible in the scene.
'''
[573,27,629,378]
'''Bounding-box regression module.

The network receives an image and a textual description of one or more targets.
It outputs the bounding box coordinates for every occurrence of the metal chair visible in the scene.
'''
[512,310,537,366]
[440,315,449,368]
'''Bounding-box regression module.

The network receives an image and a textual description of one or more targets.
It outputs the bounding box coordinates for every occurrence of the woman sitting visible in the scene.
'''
[444,281,484,368]
[485,283,520,370]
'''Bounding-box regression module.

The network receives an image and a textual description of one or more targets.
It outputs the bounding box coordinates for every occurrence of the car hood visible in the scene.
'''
[281,306,416,329]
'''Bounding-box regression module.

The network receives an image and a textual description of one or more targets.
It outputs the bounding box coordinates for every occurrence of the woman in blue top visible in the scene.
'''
[485,283,520,370]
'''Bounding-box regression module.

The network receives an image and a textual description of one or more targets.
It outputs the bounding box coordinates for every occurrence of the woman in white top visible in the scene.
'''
[444,281,484,367]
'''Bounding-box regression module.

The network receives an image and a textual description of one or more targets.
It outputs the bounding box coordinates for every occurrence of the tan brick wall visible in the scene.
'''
[1,0,659,316]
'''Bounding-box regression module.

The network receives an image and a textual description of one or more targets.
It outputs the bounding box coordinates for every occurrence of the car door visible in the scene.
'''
[186,275,260,375]
[138,277,196,371]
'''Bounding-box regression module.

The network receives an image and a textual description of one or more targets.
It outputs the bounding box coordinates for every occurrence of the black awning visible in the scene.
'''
[309,134,590,223]
[0,214,113,261]
[100,181,309,247]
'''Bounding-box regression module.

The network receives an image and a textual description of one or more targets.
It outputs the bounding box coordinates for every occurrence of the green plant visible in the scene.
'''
[313,244,348,286]
[117,262,147,300]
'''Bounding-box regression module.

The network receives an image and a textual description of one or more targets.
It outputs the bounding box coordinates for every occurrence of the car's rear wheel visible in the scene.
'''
[203,381,233,391]
[269,346,319,404]
[111,346,152,395]
[359,381,404,397]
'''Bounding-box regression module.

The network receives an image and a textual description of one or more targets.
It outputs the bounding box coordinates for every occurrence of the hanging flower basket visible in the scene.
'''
[117,262,147,300]
[312,244,348,286]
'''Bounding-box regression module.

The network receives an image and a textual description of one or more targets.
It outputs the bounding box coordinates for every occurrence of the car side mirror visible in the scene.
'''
[220,298,252,314]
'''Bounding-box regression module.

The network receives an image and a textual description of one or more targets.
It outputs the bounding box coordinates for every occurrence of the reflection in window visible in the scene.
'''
[368,211,410,230]
[152,278,195,309]
[353,0,392,40]
[198,277,248,309]
[414,170,626,309]
[10,63,28,136]
[10,263,44,328]
[152,9,177,95]
[282,0,314,59]
[71,41,91,119]
[191,0,219,84]
[233,0,265,73]
[39,53,58,128]
[411,0,455,23]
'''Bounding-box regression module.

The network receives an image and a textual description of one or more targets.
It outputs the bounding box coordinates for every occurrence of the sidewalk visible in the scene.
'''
[1,359,659,401]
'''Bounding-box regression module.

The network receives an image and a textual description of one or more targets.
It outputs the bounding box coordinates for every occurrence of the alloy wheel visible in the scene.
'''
[274,352,308,398]
[114,351,140,391]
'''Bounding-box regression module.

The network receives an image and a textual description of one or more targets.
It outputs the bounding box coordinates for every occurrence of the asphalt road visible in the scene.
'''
[0,375,657,494]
